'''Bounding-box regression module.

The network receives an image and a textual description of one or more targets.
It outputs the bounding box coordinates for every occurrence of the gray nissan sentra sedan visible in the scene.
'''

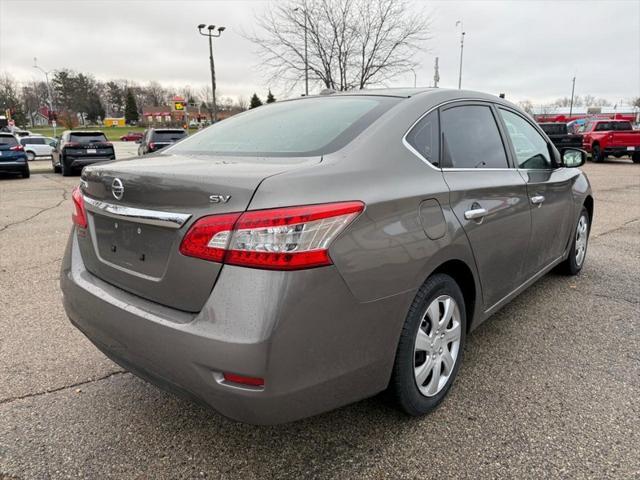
[61,88,593,424]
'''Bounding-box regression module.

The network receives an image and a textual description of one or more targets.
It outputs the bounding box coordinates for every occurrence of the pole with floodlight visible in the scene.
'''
[197,24,225,123]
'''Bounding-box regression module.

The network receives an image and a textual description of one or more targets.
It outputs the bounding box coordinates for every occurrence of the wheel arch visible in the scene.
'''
[430,259,477,333]
[583,195,594,224]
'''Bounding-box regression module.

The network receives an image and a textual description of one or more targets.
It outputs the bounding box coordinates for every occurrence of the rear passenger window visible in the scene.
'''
[440,105,508,169]
[406,111,439,166]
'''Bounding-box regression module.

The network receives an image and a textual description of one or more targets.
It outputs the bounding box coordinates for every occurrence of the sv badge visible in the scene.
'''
[209,194,231,204]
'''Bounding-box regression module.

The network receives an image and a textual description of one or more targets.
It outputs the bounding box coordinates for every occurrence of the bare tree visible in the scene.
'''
[247,0,430,92]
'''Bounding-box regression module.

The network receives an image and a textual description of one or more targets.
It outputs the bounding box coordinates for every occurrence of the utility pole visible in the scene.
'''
[197,24,226,123]
[433,57,440,88]
[456,21,465,89]
[569,76,576,118]
[294,7,309,96]
[33,57,56,136]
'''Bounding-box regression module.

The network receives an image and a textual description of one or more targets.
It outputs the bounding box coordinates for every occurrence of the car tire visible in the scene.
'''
[632,153,640,164]
[390,273,466,417]
[61,156,72,177]
[22,166,30,179]
[558,207,590,276]
[592,144,604,163]
[26,151,35,161]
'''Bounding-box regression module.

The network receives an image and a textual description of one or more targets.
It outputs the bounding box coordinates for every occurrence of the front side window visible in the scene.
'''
[406,110,439,166]
[440,105,508,169]
[169,96,399,157]
[499,109,551,169]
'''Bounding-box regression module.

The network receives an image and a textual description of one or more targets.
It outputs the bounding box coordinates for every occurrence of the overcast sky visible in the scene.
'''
[1,0,638,105]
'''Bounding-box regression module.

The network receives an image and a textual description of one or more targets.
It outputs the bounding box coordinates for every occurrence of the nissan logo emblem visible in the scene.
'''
[111,178,124,200]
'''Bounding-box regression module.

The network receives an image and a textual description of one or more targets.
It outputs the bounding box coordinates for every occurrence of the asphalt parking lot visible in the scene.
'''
[0,159,638,479]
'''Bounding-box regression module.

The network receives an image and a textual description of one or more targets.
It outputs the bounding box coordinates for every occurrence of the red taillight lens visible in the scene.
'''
[179,201,364,270]
[9,145,24,151]
[64,142,80,148]
[149,142,156,150]
[223,373,264,387]
[71,186,87,228]
[179,213,241,262]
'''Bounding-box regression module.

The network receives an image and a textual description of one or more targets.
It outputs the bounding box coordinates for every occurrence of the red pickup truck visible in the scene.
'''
[581,120,640,163]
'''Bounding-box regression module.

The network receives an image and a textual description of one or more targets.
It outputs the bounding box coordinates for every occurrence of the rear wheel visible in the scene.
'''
[632,152,640,164]
[61,156,72,176]
[558,207,590,275]
[390,273,466,416]
[592,144,604,163]
[21,166,30,178]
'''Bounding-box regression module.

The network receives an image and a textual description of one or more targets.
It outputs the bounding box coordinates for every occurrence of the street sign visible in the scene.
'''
[52,120,57,128]
[174,101,184,111]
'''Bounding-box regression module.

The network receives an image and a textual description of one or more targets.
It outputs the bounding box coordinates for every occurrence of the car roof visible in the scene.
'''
[327,87,438,98]
[153,128,185,132]
[67,130,105,134]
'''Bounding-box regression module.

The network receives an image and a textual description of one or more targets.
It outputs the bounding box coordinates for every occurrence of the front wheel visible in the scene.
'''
[558,207,590,275]
[26,151,35,161]
[390,273,466,416]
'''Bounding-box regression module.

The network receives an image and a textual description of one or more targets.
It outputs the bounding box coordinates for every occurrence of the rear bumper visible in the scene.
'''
[603,146,637,155]
[0,159,28,172]
[61,232,409,424]
[67,156,115,168]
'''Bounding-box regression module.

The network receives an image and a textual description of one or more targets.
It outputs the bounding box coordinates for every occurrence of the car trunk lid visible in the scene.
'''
[77,153,320,312]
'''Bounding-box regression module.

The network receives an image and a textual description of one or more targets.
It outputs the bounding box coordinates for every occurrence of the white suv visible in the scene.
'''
[20,136,56,160]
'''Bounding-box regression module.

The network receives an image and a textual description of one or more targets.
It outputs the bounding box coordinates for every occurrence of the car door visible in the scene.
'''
[440,102,532,310]
[496,107,574,276]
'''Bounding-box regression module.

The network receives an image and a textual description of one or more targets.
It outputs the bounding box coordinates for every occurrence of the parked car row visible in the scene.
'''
[537,119,640,163]
[1,127,191,179]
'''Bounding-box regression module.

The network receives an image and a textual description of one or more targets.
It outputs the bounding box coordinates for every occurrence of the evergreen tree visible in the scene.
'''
[266,89,276,103]
[85,92,105,123]
[249,93,263,109]
[124,89,139,124]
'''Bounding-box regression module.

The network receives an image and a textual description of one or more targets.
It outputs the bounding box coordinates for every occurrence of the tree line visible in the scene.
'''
[0,71,276,128]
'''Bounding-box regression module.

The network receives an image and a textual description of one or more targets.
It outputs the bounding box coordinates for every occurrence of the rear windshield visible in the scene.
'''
[539,124,566,135]
[594,121,632,131]
[69,132,108,143]
[0,135,18,147]
[152,130,186,142]
[168,96,400,157]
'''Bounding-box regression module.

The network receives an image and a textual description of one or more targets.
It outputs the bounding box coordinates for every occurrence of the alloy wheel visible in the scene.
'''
[413,295,462,397]
[575,214,588,267]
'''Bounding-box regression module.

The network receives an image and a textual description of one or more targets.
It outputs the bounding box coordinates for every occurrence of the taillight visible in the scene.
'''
[71,186,87,228]
[9,145,24,151]
[179,201,364,270]
[222,373,264,387]
[149,142,156,150]
[179,213,241,262]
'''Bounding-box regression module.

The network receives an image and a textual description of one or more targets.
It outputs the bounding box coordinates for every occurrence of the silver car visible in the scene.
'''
[61,89,593,424]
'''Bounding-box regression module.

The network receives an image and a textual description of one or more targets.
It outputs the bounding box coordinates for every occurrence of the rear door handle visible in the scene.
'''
[530,195,545,206]
[464,208,488,220]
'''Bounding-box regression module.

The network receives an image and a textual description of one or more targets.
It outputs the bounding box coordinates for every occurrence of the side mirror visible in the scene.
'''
[561,148,587,168]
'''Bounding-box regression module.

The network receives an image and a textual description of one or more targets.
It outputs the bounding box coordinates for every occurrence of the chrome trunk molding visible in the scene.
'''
[83,196,191,229]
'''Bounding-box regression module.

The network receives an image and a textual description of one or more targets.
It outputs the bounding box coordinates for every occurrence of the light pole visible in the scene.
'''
[569,76,576,119]
[410,68,417,88]
[293,7,309,96]
[455,20,465,89]
[33,57,56,136]
[197,24,225,123]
